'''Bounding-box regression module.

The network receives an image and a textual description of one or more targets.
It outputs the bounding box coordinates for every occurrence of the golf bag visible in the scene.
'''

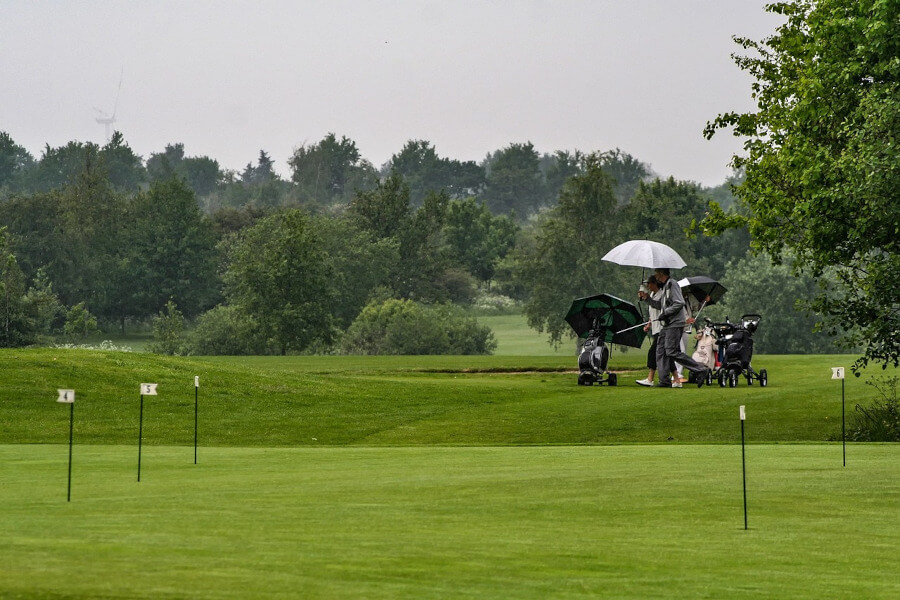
[709,314,768,388]
[577,334,616,386]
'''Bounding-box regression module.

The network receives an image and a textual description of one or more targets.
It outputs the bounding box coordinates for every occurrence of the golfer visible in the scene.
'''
[645,268,710,388]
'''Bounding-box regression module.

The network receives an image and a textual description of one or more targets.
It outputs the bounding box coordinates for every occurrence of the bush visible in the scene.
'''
[183,304,269,356]
[63,302,98,343]
[340,299,496,355]
[847,377,900,442]
[149,300,186,355]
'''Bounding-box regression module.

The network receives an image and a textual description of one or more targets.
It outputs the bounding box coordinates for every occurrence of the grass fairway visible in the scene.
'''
[2,444,897,599]
[1,348,897,598]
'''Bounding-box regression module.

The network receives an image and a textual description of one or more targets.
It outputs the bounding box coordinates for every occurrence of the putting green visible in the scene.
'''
[1,444,896,599]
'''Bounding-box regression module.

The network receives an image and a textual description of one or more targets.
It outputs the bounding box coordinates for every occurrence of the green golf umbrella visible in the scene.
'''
[564,293,646,349]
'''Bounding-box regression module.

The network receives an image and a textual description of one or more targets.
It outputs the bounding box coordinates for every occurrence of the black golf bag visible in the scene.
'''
[710,314,767,388]
[577,334,616,386]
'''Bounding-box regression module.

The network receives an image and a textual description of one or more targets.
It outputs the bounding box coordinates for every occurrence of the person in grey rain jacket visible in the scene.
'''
[645,268,710,388]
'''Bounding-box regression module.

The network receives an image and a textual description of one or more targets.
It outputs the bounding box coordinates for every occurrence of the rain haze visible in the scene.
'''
[1,1,784,186]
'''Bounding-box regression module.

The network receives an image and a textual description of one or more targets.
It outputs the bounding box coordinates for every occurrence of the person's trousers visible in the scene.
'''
[657,327,707,386]
[647,334,658,370]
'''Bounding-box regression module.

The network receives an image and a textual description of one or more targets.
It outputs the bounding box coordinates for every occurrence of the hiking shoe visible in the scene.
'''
[697,369,710,388]
[672,381,683,388]
[636,378,653,387]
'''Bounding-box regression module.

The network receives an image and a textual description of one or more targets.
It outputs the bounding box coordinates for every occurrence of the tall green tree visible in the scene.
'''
[126,178,220,321]
[387,140,485,206]
[702,0,900,371]
[0,228,33,346]
[222,209,336,354]
[52,150,129,323]
[147,143,222,197]
[288,133,377,206]
[442,197,519,282]
[0,131,34,193]
[512,153,625,345]
[482,142,546,217]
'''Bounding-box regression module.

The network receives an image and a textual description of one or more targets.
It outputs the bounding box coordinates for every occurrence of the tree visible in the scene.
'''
[126,178,220,321]
[706,253,841,354]
[222,209,336,354]
[512,153,626,345]
[288,133,377,206]
[147,143,222,198]
[441,197,519,282]
[52,150,130,324]
[598,148,653,205]
[0,228,34,346]
[100,131,145,192]
[347,171,411,240]
[386,140,485,205]
[0,131,34,193]
[481,142,546,217]
[702,0,900,372]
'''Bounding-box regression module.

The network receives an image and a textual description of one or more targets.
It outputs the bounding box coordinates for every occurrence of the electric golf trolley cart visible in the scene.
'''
[565,293,646,387]
[709,314,768,388]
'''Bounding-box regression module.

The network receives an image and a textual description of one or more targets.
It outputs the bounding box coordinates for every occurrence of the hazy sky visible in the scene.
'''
[1,1,784,186]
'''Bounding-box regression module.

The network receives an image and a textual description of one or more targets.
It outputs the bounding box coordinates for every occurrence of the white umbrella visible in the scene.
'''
[601,239,687,269]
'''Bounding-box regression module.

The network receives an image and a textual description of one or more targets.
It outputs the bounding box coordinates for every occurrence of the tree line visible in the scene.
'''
[0,129,843,355]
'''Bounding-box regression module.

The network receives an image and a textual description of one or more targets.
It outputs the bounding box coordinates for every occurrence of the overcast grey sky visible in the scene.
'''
[1,1,783,186]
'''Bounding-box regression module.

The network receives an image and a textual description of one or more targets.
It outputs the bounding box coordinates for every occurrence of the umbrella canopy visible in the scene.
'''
[601,240,687,269]
[564,293,647,349]
[677,275,727,307]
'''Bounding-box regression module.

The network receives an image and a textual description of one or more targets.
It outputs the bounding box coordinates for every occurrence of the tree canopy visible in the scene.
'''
[702,0,899,372]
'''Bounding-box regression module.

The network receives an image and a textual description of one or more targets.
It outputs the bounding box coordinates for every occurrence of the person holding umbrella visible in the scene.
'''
[643,268,710,388]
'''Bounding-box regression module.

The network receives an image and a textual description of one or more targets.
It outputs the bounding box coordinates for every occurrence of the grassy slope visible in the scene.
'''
[1,444,897,599]
[0,349,881,446]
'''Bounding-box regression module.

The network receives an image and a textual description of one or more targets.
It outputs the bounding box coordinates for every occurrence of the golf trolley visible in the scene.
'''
[708,314,768,388]
[577,332,617,386]
[566,293,645,387]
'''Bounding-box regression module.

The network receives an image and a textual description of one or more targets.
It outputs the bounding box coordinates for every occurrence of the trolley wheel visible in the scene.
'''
[608,373,618,386]
[718,369,727,387]
[728,370,739,388]
[759,369,768,387]
[707,370,714,386]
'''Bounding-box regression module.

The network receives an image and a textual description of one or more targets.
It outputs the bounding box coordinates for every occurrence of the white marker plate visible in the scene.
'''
[831,367,845,380]
[140,383,158,395]
[57,389,75,404]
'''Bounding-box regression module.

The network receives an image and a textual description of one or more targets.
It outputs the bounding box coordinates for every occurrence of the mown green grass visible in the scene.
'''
[0,349,881,446]
[1,444,896,599]
[2,348,896,599]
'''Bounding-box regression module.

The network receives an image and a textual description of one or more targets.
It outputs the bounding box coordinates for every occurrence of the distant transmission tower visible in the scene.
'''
[94,67,123,142]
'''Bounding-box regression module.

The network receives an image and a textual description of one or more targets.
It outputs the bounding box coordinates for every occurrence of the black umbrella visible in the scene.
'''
[677,276,727,318]
[564,293,647,349]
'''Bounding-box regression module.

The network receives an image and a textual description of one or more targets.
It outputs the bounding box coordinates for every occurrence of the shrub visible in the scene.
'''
[149,300,186,355]
[183,304,269,356]
[847,377,900,442]
[63,302,98,343]
[340,299,496,355]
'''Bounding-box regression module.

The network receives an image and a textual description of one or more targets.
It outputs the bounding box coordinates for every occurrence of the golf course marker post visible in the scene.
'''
[57,389,75,501]
[138,383,158,481]
[740,405,748,530]
[832,367,845,466]
[194,376,199,465]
